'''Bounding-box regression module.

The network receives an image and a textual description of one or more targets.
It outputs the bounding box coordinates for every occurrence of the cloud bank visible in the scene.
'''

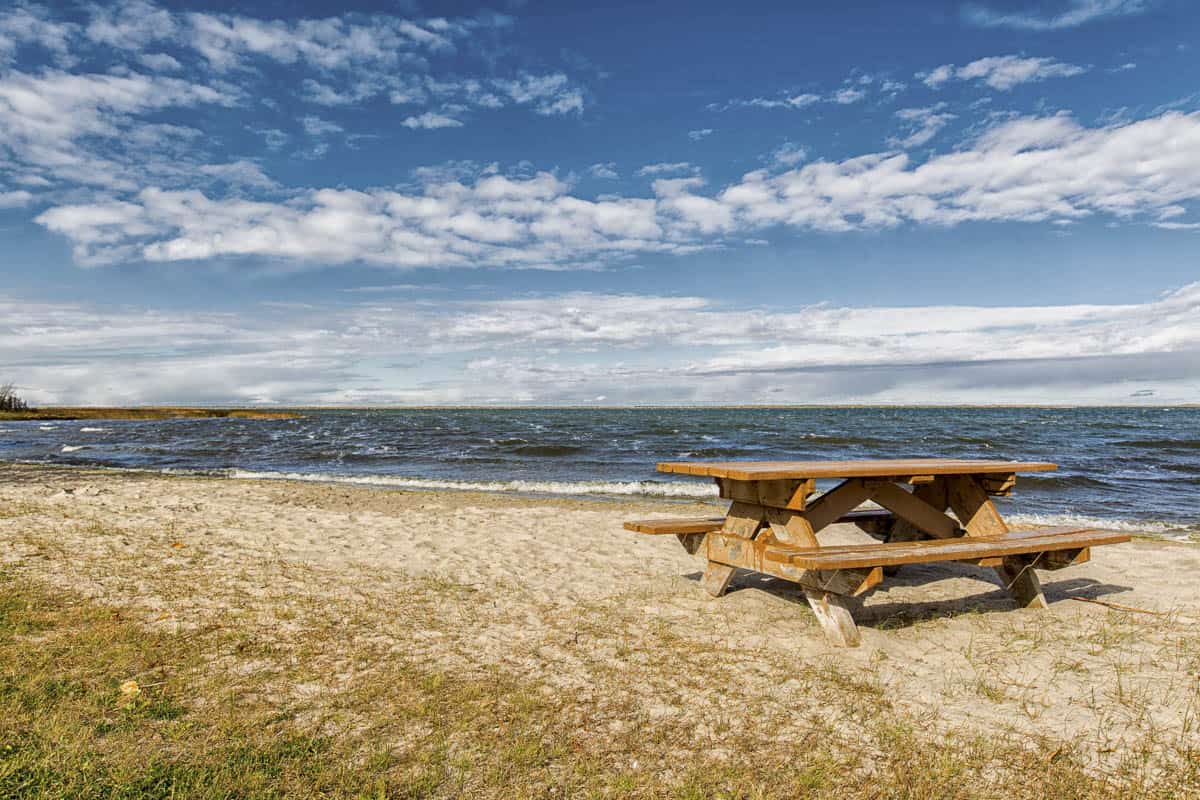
[5,284,1197,404]
[34,111,1200,267]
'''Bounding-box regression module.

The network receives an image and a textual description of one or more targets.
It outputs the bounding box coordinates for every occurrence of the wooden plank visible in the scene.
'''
[722,502,766,537]
[625,509,892,538]
[885,477,949,546]
[717,478,813,510]
[656,459,1057,481]
[624,517,725,534]
[804,479,871,532]
[774,528,1128,571]
[866,481,962,540]
[803,590,861,647]
[759,478,815,510]
[704,532,880,596]
[946,474,1009,537]
[764,506,818,548]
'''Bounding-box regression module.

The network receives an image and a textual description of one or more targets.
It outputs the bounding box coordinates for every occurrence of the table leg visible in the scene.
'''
[947,475,1048,610]
[701,501,764,598]
[701,562,737,597]
[803,589,861,647]
[996,555,1048,609]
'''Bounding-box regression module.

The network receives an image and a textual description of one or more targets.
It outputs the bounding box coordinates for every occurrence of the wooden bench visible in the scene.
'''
[768,526,1128,571]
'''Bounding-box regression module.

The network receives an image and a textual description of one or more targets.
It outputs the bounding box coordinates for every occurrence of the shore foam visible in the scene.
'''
[227,468,720,499]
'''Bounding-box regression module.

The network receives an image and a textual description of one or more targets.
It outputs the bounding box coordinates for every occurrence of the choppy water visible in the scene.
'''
[2,407,1198,539]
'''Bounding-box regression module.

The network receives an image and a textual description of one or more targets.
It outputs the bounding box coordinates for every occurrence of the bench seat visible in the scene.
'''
[766,526,1130,571]
[623,508,893,535]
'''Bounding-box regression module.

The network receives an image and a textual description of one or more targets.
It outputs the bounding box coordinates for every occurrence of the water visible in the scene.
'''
[2,407,1198,539]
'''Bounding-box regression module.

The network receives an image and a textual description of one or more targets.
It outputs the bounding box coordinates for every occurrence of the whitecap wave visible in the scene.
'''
[60,444,88,453]
[226,468,719,499]
[80,427,107,432]
[1005,511,1196,539]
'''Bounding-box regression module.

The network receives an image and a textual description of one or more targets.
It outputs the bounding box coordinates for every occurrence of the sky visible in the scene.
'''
[1,0,1198,405]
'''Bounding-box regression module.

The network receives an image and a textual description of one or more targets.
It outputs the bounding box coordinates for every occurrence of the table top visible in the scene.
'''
[656,458,1057,481]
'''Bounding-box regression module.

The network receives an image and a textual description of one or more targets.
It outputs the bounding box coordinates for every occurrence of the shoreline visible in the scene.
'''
[7,403,1197,413]
[4,459,1195,542]
[0,407,299,421]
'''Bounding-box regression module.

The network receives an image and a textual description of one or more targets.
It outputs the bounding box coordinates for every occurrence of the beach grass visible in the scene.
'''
[2,570,1196,799]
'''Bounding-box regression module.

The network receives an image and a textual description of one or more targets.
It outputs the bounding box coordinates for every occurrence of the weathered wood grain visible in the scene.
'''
[946,474,1009,537]
[624,517,726,534]
[774,528,1128,570]
[704,532,881,596]
[657,459,1057,481]
[866,481,962,540]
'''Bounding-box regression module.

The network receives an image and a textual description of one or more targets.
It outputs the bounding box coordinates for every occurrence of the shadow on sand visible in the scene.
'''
[683,562,1133,632]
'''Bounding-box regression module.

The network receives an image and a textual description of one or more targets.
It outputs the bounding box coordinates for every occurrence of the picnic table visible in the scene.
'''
[624,459,1129,647]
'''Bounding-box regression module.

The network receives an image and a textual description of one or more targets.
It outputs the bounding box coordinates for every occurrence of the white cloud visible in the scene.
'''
[138,52,182,71]
[687,128,713,141]
[964,0,1149,30]
[720,111,1200,232]
[833,87,866,104]
[301,114,343,136]
[32,111,1200,268]
[636,162,695,177]
[492,73,583,115]
[717,93,820,111]
[921,55,1087,90]
[0,5,77,67]
[769,142,808,167]
[4,284,1197,404]
[1,2,586,132]
[889,105,956,148]
[589,162,618,179]
[0,189,33,208]
[0,69,237,190]
[85,0,176,50]
[196,160,277,189]
[401,111,464,129]
[34,172,683,268]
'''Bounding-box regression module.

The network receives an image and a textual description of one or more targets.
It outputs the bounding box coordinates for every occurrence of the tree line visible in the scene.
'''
[0,383,29,412]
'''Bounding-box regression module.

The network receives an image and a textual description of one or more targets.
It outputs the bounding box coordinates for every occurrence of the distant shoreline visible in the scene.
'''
[0,407,298,421]
[5,403,1193,415]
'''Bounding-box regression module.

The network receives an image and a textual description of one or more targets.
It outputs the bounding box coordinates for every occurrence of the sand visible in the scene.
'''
[2,462,1197,768]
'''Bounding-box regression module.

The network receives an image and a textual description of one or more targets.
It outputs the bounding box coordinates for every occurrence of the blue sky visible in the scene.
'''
[1,0,1198,404]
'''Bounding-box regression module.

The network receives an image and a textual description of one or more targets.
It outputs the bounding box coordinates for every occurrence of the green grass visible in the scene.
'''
[0,571,1196,799]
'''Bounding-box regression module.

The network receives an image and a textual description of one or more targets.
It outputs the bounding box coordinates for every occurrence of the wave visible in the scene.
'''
[60,445,89,453]
[1113,439,1200,450]
[1005,512,1197,539]
[1017,474,1113,489]
[507,444,586,457]
[226,469,720,498]
[79,427,107,433]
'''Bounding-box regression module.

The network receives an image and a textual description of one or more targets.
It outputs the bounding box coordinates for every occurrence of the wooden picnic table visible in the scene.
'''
[625,458,1129,646]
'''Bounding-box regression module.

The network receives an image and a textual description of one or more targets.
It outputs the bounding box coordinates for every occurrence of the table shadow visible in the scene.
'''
[682,563,1134,632]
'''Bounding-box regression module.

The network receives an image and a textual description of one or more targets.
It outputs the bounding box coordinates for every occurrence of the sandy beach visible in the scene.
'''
[3,461,1197,794]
